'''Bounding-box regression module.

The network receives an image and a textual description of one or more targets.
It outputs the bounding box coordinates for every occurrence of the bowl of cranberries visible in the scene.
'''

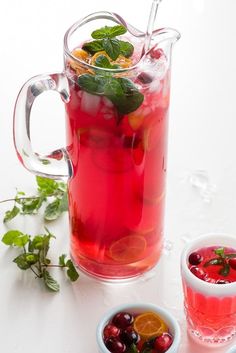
[96,303,180,353]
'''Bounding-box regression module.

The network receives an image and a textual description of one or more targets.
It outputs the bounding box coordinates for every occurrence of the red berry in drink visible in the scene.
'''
[190,266,208,280]
[120,326,140,345]
[112,312,134,329]
[103,324,120,339]
[105,337,126,353]
[150,47,164,60]
[229,258,236,270]
[138,72,152,84]
[154,332,173,352]
[188,252,203,266]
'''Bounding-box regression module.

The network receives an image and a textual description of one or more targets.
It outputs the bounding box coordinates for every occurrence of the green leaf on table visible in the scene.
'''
[91,25,126,40]
[58,192,68,212]
[102,38,120,60]
[2,230,29,247]
[13,253,35,270]
[44,194,68,221]
[66,259,79,282]
[2,230,23,245]
[20,197,44,215]
[44,199,61,221]
[36,176,59,196]
[82,40,104,55]
[43,270,60,292]
[28,235,44,251]
[3,205,20,223]
[59,254,67,267]
[119,40,134,58]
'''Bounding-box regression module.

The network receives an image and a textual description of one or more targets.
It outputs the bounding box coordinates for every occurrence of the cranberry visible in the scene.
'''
[105,337,126,353]
[190,266,208,281]
[112,312,134,329]
[103,324,120,339]
[137,72,152,84]
[216,279,231,284]
[120,326,140,346]
[188,252,203,266]
[122,135,141,149]
[229,258,236,270]
[154,333,173,352]
[149,47,164,60]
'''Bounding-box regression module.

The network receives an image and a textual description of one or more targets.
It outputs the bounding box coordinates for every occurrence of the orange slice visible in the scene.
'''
[109,235,146,264]
[133,312,168,339]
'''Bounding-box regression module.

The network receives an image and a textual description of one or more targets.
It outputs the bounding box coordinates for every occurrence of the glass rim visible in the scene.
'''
[181,233,236,296]
[63,11,180,73]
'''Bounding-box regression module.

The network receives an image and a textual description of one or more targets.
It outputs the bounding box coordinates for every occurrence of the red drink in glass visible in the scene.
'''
[181,234,236,345]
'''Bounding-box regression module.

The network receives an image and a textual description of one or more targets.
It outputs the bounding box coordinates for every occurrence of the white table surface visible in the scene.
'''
[1,1,236,352]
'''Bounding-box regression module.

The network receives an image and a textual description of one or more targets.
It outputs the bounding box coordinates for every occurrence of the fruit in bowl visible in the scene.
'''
[96,303,180,353]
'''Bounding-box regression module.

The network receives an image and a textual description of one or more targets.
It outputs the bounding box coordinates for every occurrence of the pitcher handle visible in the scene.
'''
[13,73,72,179]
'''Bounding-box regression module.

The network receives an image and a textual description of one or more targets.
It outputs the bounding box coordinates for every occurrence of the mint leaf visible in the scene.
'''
[36,176,58,196]
[214,247,225,258]
[2,230,23,246]
[3,205,20,223]
[29,235,44,251]
[44,199,61,221]
[119,40,134,58]
[59,192,68,212]
[225,253,236,259]
[78,74,107,95]
[20,197,44,215]
[59,254,66,267]
[66,259,79,282]
[95,55,112,69]
[82,40,104,54]
[102,38,120,60]
[43,270,60,292]
[204,258,223,267]
[13,253,33,270]
[13,234,29,247]
[91,25,126,40]
[220,263,230,277]
[109,25,127,38]
[104,77,144,115]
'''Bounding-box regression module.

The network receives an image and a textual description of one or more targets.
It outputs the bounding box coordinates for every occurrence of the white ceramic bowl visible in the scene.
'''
[96,302,181,353]
[226,346,236,353]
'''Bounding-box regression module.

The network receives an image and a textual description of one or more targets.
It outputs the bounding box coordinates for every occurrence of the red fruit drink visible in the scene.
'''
[181,234,236,345]
[64,28,171,280]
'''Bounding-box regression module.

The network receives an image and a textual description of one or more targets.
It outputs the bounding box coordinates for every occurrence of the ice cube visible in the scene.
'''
[80,92,101,116]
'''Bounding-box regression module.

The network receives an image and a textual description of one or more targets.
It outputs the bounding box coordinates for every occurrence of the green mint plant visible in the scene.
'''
[1,176,68,223]
[78,25,144,117]
[1,228,79,292]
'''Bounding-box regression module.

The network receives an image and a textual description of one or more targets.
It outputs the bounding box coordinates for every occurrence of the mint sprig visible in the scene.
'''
[2,228,79,291]
[1,176,68,222]
[82,25,134,59]
[78,74,144,116]
[204,247,236,277]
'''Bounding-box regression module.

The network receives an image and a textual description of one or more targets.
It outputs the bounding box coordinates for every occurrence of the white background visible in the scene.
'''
[0,0,236,352]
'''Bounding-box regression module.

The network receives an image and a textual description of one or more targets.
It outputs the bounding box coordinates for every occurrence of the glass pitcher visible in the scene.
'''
[13,11,180,281]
